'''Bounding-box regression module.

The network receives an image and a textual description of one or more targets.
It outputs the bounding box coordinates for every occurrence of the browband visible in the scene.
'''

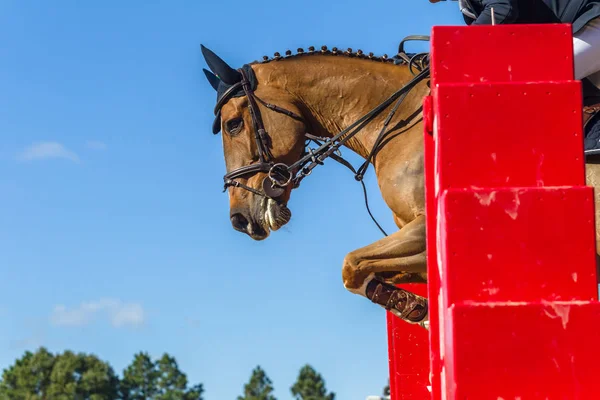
[212,64,258,134]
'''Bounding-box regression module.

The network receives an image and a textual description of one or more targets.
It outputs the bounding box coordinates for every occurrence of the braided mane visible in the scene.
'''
[253,45,425,66]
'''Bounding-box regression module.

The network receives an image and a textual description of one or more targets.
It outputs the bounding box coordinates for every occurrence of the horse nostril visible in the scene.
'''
[230,213,249,232]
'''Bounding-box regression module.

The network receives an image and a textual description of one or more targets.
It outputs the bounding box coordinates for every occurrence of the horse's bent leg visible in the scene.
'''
[342,215,428,325]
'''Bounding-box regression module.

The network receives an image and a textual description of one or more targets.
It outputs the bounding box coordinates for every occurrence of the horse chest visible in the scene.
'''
[378,159,426,225]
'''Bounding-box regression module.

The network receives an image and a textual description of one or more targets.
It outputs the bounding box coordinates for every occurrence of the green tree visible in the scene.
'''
[0,347,118,400]
[47,350,119,400]
[121,352,159,399]
[155,354,204,400]
[0,347,55,399]
[0,348,203,400]
[290,364,334,400]
[121,352,203,400]
[237,366,276,400]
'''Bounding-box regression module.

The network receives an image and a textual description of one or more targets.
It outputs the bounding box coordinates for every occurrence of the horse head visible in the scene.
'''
[201,45,308,240]
[201,40,441,327]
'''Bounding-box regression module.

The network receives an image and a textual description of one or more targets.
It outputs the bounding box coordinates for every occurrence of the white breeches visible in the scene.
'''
[574,17,600,88]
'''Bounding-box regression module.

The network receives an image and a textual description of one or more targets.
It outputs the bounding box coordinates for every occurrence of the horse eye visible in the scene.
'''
[226,118,244,135]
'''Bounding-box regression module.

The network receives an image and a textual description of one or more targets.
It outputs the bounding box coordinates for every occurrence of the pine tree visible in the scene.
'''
[0,347,56,399]
[0,347,119,400]
[237,366,276,400]
[48,350,119,399]
[290,364,335,400]
[121,352,159,399]
[120,352,203,400]
[155,353,204,400]
[0,348,203,400]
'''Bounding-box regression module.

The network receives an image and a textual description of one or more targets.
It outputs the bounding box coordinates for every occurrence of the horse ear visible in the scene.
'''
[200,44,241,85]
[203,68,221,91]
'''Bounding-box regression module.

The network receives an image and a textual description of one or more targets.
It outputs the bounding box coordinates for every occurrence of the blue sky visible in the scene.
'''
[0,1,463,399]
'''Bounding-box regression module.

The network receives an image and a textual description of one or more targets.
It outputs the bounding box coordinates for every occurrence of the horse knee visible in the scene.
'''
[342,253,369,294]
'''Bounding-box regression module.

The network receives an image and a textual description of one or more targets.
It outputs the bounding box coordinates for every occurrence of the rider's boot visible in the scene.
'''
[583,103,600,152]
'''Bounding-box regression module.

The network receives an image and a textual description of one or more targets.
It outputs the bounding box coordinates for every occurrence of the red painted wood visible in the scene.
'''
[447,302,600,399]
[434,81,585,190]
[440,187,598,305]
[387,283,430,400]
[424,24,583,399]
[430,24,574,87]
[388,23,600,399]
[413,23,600,400]
[424,97,442,400]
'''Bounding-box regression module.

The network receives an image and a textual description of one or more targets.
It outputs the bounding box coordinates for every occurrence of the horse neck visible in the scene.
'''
[252,55,428,159]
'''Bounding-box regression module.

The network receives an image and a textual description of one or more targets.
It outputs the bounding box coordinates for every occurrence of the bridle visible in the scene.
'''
[217,67,306,199]
[214,43,431,236]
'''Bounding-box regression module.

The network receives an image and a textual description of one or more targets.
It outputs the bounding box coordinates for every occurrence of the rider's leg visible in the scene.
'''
[574,17,600,88]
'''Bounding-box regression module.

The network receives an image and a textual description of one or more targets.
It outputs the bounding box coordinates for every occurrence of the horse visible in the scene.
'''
[200,43,600,329]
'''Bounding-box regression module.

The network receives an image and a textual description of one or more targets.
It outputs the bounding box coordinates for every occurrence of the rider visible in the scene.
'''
[430,0,600,88]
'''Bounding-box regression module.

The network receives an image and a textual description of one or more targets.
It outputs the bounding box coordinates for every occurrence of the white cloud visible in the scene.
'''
[85,140,107,151]
[50,298,145,328]
[112,303,144,327]
[17,142,80,163]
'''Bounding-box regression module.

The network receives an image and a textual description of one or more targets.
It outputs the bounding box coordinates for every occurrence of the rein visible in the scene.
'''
[218,52,430,236]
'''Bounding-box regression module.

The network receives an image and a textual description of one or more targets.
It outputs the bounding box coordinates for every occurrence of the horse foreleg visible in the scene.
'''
[342,215,428,326]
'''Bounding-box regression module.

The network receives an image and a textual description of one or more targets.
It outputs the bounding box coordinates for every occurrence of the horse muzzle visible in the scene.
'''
[229,197,291,240]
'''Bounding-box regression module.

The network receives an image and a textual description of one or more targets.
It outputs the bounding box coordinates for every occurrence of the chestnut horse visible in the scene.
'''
[200,44,600,329]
